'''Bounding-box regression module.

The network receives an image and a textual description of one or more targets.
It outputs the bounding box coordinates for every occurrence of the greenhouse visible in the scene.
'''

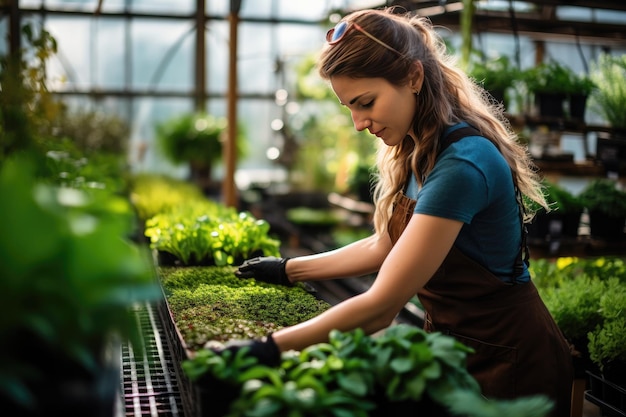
[1,1,626,416]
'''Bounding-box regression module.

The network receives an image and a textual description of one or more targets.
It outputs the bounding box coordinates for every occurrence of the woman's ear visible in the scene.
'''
[409,61,424,93]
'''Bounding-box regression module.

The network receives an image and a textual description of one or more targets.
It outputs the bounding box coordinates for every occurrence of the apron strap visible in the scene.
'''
[439,125,530,281]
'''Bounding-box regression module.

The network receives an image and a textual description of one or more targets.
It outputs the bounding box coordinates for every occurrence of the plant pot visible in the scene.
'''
[561,211,582,237]
[596,134,626,175]
[588,211,626,241]
[569,93,588,122]
[527,211,574,240]
[535,92,566,118]
[602,360,626,388]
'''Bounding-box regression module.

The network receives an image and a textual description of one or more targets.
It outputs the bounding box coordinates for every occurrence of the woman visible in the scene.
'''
[232,8,573,415]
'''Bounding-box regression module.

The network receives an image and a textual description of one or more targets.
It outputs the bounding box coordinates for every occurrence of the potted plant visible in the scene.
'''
[522,61,581,119]
[589,53,626,133]
[589,54,626,174]
[469,55,520,109]
[586,278,626,415]
[567,71,596,122]
[579,178,626,241]
[587,278,626,385]
[527,180,584,240]
[183,325,554,417]
[156,112,246,194]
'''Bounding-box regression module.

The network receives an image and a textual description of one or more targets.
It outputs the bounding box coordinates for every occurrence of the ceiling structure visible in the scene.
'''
[383,0,626,46]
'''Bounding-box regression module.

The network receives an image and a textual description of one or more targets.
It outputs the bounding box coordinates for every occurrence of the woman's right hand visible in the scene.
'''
[235,256,291,286]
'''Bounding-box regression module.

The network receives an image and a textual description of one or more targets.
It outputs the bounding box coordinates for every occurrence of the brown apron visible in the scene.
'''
[388,191,573,417]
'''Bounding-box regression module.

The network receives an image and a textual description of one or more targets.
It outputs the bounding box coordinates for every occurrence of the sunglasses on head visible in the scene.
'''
[326,21,404,57]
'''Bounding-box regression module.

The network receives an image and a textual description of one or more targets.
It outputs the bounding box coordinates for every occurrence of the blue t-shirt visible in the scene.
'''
[405,123,529,283]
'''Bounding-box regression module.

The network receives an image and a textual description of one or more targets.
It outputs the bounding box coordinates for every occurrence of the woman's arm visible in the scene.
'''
[274,213,463,351]
[286,233,392,282]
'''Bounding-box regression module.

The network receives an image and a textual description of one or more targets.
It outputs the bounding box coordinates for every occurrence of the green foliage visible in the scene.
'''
[0,24,64,161]
[51,109,130,155]
[522,61,593,95]
[289,53,377,193]
[544,180,584,214]
[129,173,206,221]
[444,390,554,417]
[540,275,605,341]
[579,178,626,218]
[156,112,247,167]
[286,207,342,227]
[525,180,584,215]
[130,173,280,266]
[0,156,160,407]
[183,325,553,417]
[589,53,626,129]
[469,55,519,93]
[42,138,129,194]
[587,278,626,372]
[160,266,330,349]
[534,256,626,375]
[145,203,280,266]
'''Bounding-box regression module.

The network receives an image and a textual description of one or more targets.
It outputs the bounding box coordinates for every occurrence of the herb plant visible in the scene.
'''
[145,202,280,266]
[589,53,626,129]
[587,278,626,376]
[184,325,553,417]
[579,178,626,218]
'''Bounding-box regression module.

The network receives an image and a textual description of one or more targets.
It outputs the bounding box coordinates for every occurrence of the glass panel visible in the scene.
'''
[130,0,194,15]
[235,98,280,170]
[206,20,229,94]
[206,0,228,16]
[42,0,99,11]
[93,19,126,89]
[275,0,332,20]
[45,16,92,91]
[238,22,274,93]
[130,97,194,176]
[21,0,43,7]
[131,19,194,90]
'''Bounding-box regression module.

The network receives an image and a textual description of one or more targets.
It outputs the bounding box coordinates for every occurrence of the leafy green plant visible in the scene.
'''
[183,325,553,417]
[589,53,626,129]
[579,178,626,218]
[156,112,228,167]
[469,55,520,104]
[535,256,626,377]
[587,278,626,375]
[129,173,207,221]
[145,203,280,266]
[544,181,584,214]
[0,156,160,409]
[51,108,130,155]
[540,275,605,343]
[522,61,581,95]
[0,24,64,160]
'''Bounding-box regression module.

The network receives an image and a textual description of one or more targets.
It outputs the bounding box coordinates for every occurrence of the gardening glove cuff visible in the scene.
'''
[235,256,291,286]
[221,333,281,367]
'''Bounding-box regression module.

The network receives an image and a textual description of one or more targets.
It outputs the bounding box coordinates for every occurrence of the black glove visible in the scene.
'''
[235,256,291,286]
[217,334,281,367]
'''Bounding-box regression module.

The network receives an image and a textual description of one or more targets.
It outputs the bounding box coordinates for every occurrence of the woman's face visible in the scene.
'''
[330,75,418,146]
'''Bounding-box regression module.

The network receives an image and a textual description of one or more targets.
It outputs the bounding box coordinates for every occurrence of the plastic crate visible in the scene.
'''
[585,371,626,417]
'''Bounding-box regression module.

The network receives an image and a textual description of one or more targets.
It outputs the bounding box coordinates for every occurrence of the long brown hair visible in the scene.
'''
[318,8,546,236]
